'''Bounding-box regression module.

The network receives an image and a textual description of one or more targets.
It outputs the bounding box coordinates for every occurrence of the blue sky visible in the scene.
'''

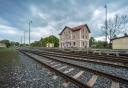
[0,0,128,43]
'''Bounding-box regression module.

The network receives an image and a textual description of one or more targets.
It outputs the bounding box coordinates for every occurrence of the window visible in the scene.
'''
[83,42,84,46]
[73,35,75,39]
[83,35,84,38]
[86,36,88,39]
[74,42,75,46]
[85,42,87,47]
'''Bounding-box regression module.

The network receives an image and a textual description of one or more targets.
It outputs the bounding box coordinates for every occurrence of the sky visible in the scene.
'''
[0,0,128,43]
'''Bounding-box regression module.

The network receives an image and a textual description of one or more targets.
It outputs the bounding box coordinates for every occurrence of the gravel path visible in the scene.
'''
[0,52,78,88]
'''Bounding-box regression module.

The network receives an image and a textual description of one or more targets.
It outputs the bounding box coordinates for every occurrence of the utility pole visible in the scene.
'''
[24,31,25,45]
[51,30,55,47]
[21,36,22,45]
[28,20,32,45]
[105,2,108,42]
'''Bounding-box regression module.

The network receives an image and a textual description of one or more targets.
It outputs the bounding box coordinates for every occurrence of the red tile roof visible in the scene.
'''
[59,24,90,35]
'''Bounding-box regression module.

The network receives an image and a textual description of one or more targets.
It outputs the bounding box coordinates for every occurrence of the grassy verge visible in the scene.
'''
[0,48,20,65]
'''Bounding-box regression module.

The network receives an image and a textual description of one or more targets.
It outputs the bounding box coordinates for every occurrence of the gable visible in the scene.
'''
[59,26,71,35]
[59,24,91,35]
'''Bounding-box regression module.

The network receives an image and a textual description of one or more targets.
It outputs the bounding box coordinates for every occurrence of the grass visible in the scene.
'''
[0,48,20,65]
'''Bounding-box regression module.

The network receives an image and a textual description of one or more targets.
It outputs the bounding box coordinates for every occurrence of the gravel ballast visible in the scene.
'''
[0,52,78,88]
[46,55,128,80]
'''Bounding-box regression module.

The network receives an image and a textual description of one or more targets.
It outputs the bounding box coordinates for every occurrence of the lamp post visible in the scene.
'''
[28,20,32,45]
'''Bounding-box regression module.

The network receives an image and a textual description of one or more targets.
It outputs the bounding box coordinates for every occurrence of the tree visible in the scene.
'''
[0,40,10,48]
[124,33,128,36]
[31,41,42,47]
[31,35,59,47]
[95,41,108,48]
[102,14,128,43]
[48,35,59,47]
[15,42,20,46]
[89,37,96,47]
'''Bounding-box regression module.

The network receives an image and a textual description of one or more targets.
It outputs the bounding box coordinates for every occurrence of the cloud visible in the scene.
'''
[30,25,53,40]
[95,36,105,41]
[0,17,10,25]
[30,5,50,20]
[0,24,23,42]
[0,0,128,42]
[0,25,20,35]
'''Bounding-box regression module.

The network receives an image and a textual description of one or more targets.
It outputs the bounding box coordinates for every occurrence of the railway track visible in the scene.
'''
[39,48,128,63]
[31,49,128,80]
[19,50,90,88]
[38,48,128,64]
[19,49,128,88]
[24,49,128,68]
[22,49,128,80]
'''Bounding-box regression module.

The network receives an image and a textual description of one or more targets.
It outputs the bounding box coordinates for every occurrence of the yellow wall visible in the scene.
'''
[112,37,128,49]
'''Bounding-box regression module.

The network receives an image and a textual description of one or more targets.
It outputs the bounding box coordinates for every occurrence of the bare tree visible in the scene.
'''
[102,14,128,43]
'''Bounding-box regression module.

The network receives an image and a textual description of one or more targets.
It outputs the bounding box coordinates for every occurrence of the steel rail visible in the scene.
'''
[37,49,128,63]
[24,49,128,68]
[19,50,90,88]
[32,50,128,68]
[21,50,128,85]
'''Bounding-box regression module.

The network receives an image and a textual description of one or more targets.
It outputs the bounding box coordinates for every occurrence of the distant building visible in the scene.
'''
[59,24,91,48]
[0,42,6,48]
[112,36,128,49]
[46,43,54,48]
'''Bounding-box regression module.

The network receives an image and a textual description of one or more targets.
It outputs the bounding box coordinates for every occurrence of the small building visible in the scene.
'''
[59,24,91,48]
[46,43,54,48]
[0,42,6,48]
[112,36,128,49]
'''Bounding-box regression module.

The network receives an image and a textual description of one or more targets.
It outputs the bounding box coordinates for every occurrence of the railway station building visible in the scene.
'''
[112,36,128,49]
[59,24,91,48]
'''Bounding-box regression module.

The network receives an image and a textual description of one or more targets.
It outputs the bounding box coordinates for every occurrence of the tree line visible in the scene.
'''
[0,40,20,48]
[31,35,59,47]
[0,35,59,48]
[89,37,110,49]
